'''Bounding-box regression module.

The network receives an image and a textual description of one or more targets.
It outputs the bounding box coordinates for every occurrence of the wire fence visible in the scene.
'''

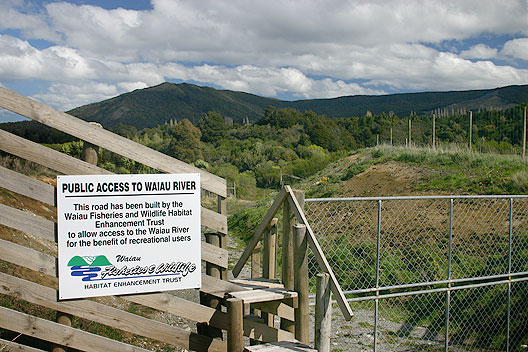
[305,195,528,352]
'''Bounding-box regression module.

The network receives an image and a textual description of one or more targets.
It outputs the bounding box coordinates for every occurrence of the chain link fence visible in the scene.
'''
[305,195,528,351]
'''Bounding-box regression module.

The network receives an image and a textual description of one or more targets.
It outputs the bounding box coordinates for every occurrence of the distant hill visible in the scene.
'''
[2,83,528,131]
[67,82,282,129]
[65,82,528,129]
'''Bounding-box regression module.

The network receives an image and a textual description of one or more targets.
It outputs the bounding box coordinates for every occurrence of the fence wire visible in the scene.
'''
[305,195,528,352]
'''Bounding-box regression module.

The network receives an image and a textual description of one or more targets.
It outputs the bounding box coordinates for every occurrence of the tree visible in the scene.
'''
[199,111,227,144]
[166,119,202,163]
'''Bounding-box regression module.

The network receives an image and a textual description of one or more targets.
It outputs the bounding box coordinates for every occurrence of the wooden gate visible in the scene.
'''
[0,87,292,351]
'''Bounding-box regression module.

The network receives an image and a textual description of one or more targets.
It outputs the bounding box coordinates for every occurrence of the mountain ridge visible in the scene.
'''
[31,82,528,130]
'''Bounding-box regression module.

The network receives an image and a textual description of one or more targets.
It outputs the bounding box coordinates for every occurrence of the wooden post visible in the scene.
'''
[294,223,309,345]
[315,273,332,352]
[198,194,227,339]
[263,218,278,279]
[218,195,228,280]
[281,189,304,332]
[81,122,102,165]
[390,127,393,146]
[469,110,473,151]
[523,106,527,160]
[227,298,244,352]
[251,242,261,279]
[432,113,436,151]
[263,218,278,327]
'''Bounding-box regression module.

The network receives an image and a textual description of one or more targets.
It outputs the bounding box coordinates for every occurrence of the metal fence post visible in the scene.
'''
[374,200,382,352]
[507,198,513,352]
[445,198,453,352]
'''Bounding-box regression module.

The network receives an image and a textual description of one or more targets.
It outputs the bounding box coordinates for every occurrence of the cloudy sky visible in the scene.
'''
[1,0,528,121]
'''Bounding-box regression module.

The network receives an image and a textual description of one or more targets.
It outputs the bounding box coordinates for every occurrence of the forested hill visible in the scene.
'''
[67,82,280,129]
[64,82,528,129]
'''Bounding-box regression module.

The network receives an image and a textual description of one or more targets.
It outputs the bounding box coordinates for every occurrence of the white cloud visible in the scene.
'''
[460,44,498,59]
[1,0,528,111]
[32,81,119,111]
[162,63,385,98]
[502,38,528,61]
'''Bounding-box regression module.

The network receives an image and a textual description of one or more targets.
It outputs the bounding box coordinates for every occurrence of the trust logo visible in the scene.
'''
[68,255,112,281]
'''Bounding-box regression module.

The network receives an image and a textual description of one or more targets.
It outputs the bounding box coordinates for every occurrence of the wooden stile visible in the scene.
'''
[284,186,353,320]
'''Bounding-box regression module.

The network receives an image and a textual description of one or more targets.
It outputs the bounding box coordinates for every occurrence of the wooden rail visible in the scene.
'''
[0,133,227,234]
[0,87,226,197]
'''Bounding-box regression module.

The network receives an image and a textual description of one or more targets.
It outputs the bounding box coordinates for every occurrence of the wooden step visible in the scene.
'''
[227,288,297,306]
[244,340,316,351]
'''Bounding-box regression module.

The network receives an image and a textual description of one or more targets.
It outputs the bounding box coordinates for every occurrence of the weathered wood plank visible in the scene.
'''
[0,87,226,197]
[0,241,284,333]
[233,188,287,277]
[202,207,228,235]
[0,271,291,346]
[0,204,55,242]
[126,292,228,328]
[201,274,249,298]
[284,185,354,320]
[202,241,228,269]
[228,289,297,305]
[0,273,227,352]
[0,238,56,276]
[0,165,55,205]
[252,301,294,321]
[229,278,284,289]
[0,338,46,352]
[0,129,112,176]
[244,340,317,352]
[0,305,152,352]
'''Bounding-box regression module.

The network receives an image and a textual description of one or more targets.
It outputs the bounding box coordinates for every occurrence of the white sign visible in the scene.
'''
[57,173,201,299]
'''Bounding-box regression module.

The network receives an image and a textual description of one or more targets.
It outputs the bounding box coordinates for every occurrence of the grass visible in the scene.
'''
[371,144,528,194]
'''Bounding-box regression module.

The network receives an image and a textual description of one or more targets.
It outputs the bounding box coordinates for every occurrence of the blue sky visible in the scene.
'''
[1,0,528,122]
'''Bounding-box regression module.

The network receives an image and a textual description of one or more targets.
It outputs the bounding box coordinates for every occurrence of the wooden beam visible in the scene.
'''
[0,239,55,277]
[0,338,46,352]
[0,204,55,242]
[0,273,226,352]
[232,188,287,277]
[202,241,229,269]
[293,224,309,344]
[0,165,55,205]
[284,186,354,320]
[0,140,226,235]
[0,87,226,197]
[0,305,153,352]
[200,274,249,298]
[0,129,112,176]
